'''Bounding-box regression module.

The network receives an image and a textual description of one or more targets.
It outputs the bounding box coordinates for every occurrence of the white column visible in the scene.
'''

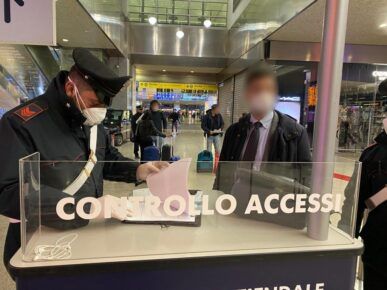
[307,0,350,240]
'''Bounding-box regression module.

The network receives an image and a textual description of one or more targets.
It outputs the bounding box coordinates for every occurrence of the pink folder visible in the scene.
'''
[146,158,191,213]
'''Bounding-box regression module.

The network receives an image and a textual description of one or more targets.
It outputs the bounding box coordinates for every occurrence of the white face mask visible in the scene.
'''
[68,77,107,126]
[247,92,276,114]
[81,107,107,126]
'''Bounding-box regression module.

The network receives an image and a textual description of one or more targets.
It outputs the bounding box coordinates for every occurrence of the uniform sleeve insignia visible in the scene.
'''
[14,103,45,122]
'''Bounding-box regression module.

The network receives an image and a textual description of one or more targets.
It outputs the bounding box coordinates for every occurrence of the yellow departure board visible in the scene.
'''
[138,82,218,92]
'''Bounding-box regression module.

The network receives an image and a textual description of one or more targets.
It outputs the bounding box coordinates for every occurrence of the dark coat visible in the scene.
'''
[219,111,312,162]
[0,71,138,272]
[136,114,166,143]
[201,112,224,136]
[150,110,167,132]
[131,112,143,132]
[340,131,387,272]
[215,111,311,195]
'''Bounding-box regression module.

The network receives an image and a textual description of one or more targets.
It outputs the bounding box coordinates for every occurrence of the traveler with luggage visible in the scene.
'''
[136,110,167,161]
[201,104,224,157]
[131,105,143,159]
[169,109,180,134]
[149,100,168,149]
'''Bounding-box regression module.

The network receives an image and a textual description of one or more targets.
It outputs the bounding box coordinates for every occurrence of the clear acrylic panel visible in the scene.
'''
[19,152,41,260]
[19,157,361,263]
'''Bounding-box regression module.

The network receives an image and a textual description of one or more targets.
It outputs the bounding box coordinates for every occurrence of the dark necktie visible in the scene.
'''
[242,122,261,161]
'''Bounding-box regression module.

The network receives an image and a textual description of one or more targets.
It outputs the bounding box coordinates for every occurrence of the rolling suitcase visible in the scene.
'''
[142,146,160,161]
[196,150,213,173]
[161,144,173,161]
[161,136,177,161]
[170,156,181,162]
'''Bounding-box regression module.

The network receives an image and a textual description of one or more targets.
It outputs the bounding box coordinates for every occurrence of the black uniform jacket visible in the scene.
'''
[0,71,139,266]
[340,131,387,272]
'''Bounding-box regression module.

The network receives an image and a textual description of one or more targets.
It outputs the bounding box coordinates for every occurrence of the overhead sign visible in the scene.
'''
[372,71,387,81]
[138,82,218,92]
[0,0,56,45]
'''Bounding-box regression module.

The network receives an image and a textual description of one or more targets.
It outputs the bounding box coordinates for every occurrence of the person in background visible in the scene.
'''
[219,64,311,163]
[149,100,167,148]
[339,79,387,290]
[136,110,167,161]
[239,112,248,122]
[131,105,143,159]
[201,104,224,158]
[169,109,180,134]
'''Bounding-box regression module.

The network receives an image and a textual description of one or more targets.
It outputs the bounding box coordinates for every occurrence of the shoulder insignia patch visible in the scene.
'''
[14,103,45,122]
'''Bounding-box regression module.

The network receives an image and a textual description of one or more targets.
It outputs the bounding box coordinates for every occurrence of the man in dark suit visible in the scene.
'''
[215,64,312,227]
[219,65,311,164]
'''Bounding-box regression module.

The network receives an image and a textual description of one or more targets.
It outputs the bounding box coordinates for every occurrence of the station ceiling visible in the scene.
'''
[8,0,387,89]
[56,0,116,49]
[127,0,228,27]
[81,0,228,27]
[269,0,387,46]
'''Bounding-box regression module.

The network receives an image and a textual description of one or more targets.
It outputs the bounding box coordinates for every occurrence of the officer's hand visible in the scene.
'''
[136,161,169,181]
[94,195,133,221]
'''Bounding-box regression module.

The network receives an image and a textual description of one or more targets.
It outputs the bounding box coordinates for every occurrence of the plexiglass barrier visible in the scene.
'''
[20,153,361,263]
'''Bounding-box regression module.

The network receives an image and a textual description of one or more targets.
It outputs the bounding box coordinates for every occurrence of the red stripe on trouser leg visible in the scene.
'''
[333,173,351,182]
[213,153,220,173]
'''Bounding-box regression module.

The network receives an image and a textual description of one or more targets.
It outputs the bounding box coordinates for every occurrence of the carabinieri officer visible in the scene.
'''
[0,48,166,277]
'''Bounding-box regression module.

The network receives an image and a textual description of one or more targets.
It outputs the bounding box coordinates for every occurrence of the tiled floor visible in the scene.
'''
[0,123,364,290]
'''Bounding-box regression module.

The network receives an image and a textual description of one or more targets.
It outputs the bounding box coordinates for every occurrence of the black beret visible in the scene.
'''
[72,48,130,105]
[378,79,387,96]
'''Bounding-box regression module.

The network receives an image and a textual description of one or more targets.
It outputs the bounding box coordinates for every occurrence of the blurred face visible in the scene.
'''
[244,75,277,115]
[212,106,220,115]
[151,103,160,111]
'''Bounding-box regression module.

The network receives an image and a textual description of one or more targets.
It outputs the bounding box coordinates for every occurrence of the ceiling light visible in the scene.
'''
[93,14,102,22]
[380,23,387,28]
[62,38,69,42]
[176,30,184,39]
[162,69,166,72]
[148,16,157,25]
[203,19,212,28]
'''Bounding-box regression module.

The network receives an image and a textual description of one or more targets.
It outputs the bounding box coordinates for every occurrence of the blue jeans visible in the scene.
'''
[207,135,221,154]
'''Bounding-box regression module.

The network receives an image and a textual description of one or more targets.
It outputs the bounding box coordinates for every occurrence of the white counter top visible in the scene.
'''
[11,212,363,269]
